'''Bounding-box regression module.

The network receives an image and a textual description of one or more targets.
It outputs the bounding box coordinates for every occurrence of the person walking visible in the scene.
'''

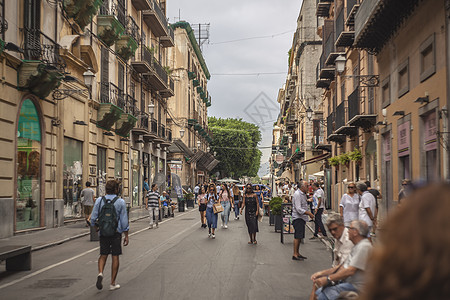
[197,186,207,228]
[193,183,200,205]
[241,183,259,244]
[142,177,150,206]
[81,181,95,226]
[90,180,129,291]
[254,185,263,208]
[356,181,376,234]
[339,182,360,227]
[219,183,233,228]
[232,183,241,220]
[206,183,219,239]
[145,183,161,229]
[310,182,328,240]
[292,181,315,261]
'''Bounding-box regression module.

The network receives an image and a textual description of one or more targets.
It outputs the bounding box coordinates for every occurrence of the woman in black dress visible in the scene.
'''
[240,183,260,244]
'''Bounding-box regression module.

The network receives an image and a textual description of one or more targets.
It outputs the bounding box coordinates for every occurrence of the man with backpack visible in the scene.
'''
[90,180,129,291]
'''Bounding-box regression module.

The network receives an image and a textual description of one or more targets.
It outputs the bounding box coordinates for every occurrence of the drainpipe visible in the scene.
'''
[445,0,450,181]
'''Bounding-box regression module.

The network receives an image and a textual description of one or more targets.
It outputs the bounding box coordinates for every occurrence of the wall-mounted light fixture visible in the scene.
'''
[103,131,114,136]
[393,111,405,116]
[73,120,87,126]
[335,55,379,87]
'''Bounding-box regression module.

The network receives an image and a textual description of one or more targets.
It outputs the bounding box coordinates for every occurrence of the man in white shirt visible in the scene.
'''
[312,220,373,300]
[356,181,376,234]
[292,181,315,261]
[310,182,328,240]
[193,184,200,204]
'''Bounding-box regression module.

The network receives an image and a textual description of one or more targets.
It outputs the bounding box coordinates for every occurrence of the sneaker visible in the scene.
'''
[149,224,153,229]
[96,273,103,290]
[211,234,215,239]
[237,216,239,220]
[109,284,120,291]
[221,224,223,228]
[208,232,211,238]
[224,225,228,229]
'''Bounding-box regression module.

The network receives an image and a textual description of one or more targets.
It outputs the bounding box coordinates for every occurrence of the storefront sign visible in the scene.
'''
[383,132,391,162]
[170,164,182,172]
[424,112,437,151]
[197,171,205,176]
[397,121,410,157]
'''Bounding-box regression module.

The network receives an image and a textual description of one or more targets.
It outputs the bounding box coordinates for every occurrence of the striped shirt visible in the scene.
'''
[146,191,160,208]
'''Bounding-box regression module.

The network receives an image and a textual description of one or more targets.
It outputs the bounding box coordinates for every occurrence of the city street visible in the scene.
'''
[0,209,330,300]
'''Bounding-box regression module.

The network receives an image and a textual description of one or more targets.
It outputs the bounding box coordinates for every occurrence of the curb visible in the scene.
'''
[306,223,333,251]
[31,214,150,252]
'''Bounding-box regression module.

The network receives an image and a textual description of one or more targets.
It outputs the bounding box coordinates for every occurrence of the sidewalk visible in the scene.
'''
[0,207,151,252]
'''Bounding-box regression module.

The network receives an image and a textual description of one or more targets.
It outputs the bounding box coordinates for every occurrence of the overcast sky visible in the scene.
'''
[167,0,303,175]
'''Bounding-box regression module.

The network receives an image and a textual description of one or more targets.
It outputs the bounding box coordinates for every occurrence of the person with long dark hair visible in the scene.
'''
[219,183,234,228]
[197,186,207,228]
[232,183,241,220]
[241,183,259,244]
[205,183,219,239]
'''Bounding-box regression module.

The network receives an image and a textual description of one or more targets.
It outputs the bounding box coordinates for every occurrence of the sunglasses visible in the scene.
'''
[328,226,339,232]
[348,186,355,189]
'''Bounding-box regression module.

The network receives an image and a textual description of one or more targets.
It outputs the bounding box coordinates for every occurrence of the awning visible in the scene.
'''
[312,171,325,177]
[280,170,293,181]
[301,153,330,166]
[173,139,194,158]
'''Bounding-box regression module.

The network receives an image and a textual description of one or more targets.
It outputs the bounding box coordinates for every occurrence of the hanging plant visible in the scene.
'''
[349,148,363,162]
[328,156,340,167]
[338,153,350,165]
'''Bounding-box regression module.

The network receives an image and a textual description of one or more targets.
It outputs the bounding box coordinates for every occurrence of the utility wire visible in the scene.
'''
[209,29,295,45]
[211,72,287,76]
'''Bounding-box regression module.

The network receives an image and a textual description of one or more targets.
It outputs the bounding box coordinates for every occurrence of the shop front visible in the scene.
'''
[63,137,83,218]
[16,99,43,231]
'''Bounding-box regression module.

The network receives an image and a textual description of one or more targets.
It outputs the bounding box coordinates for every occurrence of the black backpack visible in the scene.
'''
[97,196,119,237]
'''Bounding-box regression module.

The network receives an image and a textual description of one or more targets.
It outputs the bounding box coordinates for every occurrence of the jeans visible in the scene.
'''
[314,208,327,237]
[148,207,159,226]
[316,282,358,300]
[234,200,240,218]
[206,206,217,229]
[221,201,231,225]
[194,193,198,204]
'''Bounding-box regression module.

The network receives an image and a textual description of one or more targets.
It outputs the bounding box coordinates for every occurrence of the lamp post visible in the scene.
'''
[306,107,314,121]
[179,128,185,138]
[83,69,95,99]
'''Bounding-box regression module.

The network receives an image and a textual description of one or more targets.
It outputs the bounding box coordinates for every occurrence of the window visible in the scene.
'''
[353,63,359,90]
[381,76,390,108]
[63,137,83,218]
[420,33,436,82]
[398,58,409,98]
[115,152,123,179]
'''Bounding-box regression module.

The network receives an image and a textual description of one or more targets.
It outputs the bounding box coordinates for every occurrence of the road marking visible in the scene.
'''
[0,209,197,290]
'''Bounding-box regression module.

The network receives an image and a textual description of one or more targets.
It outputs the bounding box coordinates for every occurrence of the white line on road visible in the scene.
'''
[0,209,197,290]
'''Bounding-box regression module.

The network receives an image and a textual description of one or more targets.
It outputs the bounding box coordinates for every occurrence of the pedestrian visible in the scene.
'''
[312,220,373,300]
[355,181,376,235]
[398,179,412,203]
[292,181,315,261]
[365,181,381,234]
[90,179,129,291]
[232,183,241,220]
[308,214,354,299]
[362,183,450,300]
[310,182,328,240]
[193,183,200,205]
[81,181,95,227]
[240,183,260,244]
[142,177,150,206]
[339,182,360,227]
[206,183,219,238]
[197,186,207,228]
[219,183,233,228]
[145,183,161,229]
[254,184,263,208]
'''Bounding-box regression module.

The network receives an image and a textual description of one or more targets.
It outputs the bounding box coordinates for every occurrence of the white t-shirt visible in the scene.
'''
[340,193,360,226]
[313,188,325,209]
[344,238,372,290]
[359,191,376,227]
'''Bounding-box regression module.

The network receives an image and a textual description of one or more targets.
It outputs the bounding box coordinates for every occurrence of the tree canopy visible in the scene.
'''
[208,117,262,178]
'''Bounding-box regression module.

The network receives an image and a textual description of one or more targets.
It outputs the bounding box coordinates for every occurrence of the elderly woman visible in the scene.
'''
[339,182,360,227]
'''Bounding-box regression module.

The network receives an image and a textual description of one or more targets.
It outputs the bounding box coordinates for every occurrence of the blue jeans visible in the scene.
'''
[314,208,327,237]
[316,282,358,300]
[220,201,231,225]
[234,200,240,218]
[206,207,217,229]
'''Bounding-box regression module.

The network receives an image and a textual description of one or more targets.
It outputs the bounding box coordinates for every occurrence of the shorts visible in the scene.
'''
[83,205,93,216]
[99,232,122,256]
[199,203,207,211]
[293,218,306,239]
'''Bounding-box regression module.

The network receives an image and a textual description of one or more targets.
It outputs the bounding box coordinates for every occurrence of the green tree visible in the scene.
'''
[208,117,262,178]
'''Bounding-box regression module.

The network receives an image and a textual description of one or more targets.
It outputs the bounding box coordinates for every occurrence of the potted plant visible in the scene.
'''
[269,197,283,232]
[338,153,350,166]
[269,197,282,226]
[349,148,363,163]
[185,192,195,208]
[328,156,340,167]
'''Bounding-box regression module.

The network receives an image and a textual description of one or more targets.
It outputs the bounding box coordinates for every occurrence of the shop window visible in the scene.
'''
[398,58,409,98]
[97,147,107,196]
[115,151,123,179]
[131,149,140,206]
[16,99,42,230]
[420,33,436,82]
[63,137,83,218]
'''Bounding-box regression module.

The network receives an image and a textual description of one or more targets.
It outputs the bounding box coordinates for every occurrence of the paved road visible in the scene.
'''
[0,209,331,300]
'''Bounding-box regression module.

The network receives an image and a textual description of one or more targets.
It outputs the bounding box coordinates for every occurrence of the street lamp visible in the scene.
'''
[148,103,155,116]
[206,146,210,152]
[306,107,314,121]
[335,55,346,74]
[179,128,185,138]
[197,140,201,149]
[83,69,95,95]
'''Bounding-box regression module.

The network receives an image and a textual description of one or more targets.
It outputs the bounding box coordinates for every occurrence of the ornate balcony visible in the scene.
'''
[97,1,125,46]
[334,101,357,136]
[97,82,125,131]
[316,0,332,17]
[160,25,175,48]
[143,0,169,37]
[131,45,154,73]
[143,57,168,91]
[335,7,355,48]
[63,0,103,30]
[131,0,151,11]
[347,87,377,129]
[133,111,150,134]
[160,77,174,98]
[346,0,360,27]
[116,16,140,61]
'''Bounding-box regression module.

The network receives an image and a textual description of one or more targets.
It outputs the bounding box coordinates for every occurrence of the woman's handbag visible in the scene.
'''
[258,207,264,222]
[213,202,224,214]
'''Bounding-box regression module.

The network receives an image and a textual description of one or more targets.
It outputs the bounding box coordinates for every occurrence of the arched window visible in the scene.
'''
[16,99,42,230]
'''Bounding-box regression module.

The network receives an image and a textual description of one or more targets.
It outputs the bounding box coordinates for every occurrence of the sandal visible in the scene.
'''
[248,241,253,244]
[253,241,257,244]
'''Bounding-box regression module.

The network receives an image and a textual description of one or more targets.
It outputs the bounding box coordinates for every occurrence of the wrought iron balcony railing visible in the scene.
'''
[126,16,140,43]
[100,0,127,29]
[100,82,126,110]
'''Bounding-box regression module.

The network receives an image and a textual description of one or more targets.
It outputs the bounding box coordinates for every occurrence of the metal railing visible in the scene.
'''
[324,29,334,64]
[335,102,346,129]
[347,0,358,17]
[151,0,168,30]
[138,112,149,130]
[166,128,172,141]
[126,16,140,42]
[168,77,174,91]
[348,88,359,121]
[100,0,127,29]
[167,25,174,41]
[153,58,168,84]
[327,112,334,137]
[125,95,138,117]
[23,28,65,72]
[335,7,344,41]
[100,82,126,110]
[150,118,158,134]
[159,123,166,138]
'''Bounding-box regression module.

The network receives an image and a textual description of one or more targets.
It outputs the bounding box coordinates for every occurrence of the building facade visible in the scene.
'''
[0,0,175,238]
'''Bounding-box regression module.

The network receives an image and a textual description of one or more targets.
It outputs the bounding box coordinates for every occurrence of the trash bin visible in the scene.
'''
[178,198,185,212]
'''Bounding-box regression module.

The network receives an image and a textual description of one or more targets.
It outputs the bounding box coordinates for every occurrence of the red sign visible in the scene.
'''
[197,171,205,176]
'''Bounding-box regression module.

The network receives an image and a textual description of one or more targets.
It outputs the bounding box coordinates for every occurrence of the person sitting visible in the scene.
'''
[311,220,373,300]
